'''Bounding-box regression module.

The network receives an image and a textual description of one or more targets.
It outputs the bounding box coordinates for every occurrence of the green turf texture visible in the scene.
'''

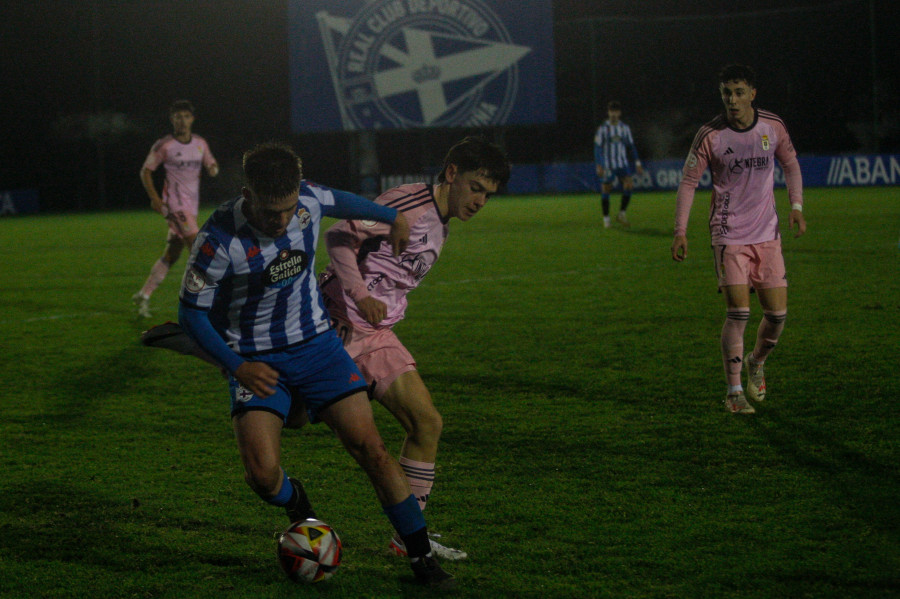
[1,187,897,598]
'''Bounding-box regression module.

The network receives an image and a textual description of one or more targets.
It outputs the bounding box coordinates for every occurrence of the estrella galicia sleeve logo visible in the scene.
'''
[263,249,309,288]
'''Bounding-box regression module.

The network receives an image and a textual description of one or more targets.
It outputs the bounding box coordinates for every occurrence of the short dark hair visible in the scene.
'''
[437,136,510,187]
[242,142,303,202]
[718,64,757,88]
[607,101,621,111]
[169,100,195,116]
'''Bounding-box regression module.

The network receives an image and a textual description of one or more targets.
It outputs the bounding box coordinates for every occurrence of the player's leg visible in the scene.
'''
[746,287,787,402]
[715,244,756,412]
[753,286,787,359]
[721,285,754,414]
[140,321,223,368]
[377,371,466,560]
[319,392,455,587]
[600,181,612,227]
[133,234,182,317]
[744,241,789,401]
[232,408,316,522]
[618,174,634,224]
[320,392,410,505]
[380,370,441,478]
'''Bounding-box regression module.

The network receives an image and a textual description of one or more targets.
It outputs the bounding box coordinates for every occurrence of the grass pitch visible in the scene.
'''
[0,187,898,598]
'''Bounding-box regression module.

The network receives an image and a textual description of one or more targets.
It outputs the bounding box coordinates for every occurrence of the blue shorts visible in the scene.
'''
[599,167,634,185]
[228,330,367,424]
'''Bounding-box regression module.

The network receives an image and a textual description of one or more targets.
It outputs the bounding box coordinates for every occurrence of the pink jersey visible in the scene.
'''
[674,109,802,245]
[321,183,449,331]
[142,134,216,215]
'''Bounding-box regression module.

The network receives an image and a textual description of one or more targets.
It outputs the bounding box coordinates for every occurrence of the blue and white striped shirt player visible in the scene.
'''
[594,120,641,173]
[179,181,396,368]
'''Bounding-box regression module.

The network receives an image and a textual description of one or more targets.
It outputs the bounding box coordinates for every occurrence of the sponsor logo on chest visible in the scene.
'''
[263,249,309,288]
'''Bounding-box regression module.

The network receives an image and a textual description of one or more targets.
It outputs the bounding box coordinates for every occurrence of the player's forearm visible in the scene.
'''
[179,303,245,374]
[673,181,697,236]
[140,169,161,201]
[781,156,803,207]
[325,235,370,302]
[326,188,398,223]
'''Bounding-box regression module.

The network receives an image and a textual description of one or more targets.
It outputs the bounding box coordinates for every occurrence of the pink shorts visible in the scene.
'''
[166,209,199,241]
[334,319,416,400]
[712,239,787,289]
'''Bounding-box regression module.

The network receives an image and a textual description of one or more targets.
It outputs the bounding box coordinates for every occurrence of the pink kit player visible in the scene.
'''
[133,100,218,317]
[671,64,807,415]
[319,136,510,560]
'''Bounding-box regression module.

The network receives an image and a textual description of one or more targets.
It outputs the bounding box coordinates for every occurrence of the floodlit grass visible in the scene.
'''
[1,187,898,598]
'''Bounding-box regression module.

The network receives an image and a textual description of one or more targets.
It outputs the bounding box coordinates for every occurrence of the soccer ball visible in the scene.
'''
[277,519,342,583]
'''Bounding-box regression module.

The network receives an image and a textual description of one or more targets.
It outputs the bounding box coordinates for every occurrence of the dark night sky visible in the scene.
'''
[1,1,897,210]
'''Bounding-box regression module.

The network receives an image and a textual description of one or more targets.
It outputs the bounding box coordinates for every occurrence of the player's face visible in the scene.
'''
[170,110,194,136]
[720,79,756,127]
[607,108,621,124]
[243,189,299,238]
[445,165,499,222]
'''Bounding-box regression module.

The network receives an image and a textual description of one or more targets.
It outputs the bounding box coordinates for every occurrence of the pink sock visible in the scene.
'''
[721,308,750,387]
[399,457,434,513]
[753,310,786,363]
[140,258,171,298]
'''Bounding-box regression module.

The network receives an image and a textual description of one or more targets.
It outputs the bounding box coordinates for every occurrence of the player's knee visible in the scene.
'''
[346,435,392,470]
[243,461,282,498]
[410,407,443,445]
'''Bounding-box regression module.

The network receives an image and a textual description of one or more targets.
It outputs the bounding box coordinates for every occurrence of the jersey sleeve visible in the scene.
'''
[673,130,712,236]
[199,137,217,168]
[773,122,803,207]
[142,139,166,171]
[179,229,230,310]
[593,127,605,166]
[179,303,244,373]
[626,126,641,164]
[325,212,393,303]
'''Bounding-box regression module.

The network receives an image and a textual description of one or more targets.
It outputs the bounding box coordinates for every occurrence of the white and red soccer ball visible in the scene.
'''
[277,519,342,583]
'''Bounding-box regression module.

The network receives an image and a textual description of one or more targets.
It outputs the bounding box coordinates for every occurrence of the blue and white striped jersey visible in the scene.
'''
[594,120,641,170]
[179,181,339,355]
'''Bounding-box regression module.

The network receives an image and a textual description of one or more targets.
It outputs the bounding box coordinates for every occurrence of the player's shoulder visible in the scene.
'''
[299,180,332,202]
[151,135,175,152]
[756,108,789,129]
[691,114,728,148]
[378,183,436,216]
[203,197,239,230]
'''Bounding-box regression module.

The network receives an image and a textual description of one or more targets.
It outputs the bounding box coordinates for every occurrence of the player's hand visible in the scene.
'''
[234,361,279,398]
[789,209,806,238]
[208,163,220,177]
[596,166,605,178]
[355,295,387,326]
[150,196,166,216]
[389,211,410,256]
[671,235,688,262]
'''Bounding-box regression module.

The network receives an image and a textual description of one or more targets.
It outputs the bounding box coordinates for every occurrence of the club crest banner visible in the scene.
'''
[289,0,556,132]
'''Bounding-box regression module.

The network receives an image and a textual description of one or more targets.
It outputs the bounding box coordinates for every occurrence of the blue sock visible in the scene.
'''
[265,471,293,506]
[383,494,426,537]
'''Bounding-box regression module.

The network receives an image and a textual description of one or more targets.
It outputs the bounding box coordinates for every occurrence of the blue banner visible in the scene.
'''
[0,189,39,216]
[506,155,900,195]
[289,0,556,132]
